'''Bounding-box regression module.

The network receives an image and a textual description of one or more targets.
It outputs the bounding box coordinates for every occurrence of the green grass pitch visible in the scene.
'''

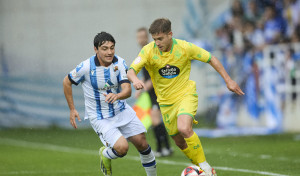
[0,128,299,176]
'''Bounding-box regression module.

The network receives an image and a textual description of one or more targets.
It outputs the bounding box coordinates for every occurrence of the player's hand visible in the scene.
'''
[70,109,81,129]
[226,79,245,96]
[103,93,119,104]
[133,80,145,90]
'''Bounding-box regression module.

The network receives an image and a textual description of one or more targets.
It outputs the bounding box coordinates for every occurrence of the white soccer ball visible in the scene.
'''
[181,165,206,176]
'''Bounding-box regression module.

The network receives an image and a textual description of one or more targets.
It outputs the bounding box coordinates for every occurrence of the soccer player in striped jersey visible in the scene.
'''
[128,18,244,176]
[63,32,157,176]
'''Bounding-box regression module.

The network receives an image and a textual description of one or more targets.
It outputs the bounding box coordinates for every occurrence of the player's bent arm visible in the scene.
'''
[127,69,145,90]
[208,56,245,95]
[118,82,132,100]
[127,69,139,83]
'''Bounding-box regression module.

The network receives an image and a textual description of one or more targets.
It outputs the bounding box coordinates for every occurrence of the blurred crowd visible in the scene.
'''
[215,0,300,108]
[216,0,300,52]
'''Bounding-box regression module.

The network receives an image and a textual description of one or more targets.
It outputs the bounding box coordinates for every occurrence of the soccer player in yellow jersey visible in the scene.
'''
[127,18,244,176]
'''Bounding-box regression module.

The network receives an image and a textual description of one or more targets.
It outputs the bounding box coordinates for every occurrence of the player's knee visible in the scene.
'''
[178,125,193,138]
[114,142,129,156]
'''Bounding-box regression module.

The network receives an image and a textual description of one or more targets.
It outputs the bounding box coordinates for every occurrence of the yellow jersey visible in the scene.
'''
[130,38,211,105]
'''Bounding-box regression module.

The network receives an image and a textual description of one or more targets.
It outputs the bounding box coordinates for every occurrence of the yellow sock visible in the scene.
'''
[181,147,197,165]
[184,132,206,164]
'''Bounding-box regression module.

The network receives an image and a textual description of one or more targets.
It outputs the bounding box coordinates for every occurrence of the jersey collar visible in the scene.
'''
[94,55,118,66]
[155,38,176,55]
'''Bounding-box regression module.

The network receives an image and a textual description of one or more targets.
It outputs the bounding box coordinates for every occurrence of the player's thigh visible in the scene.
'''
[90,118,123,148]
[118,109,147,142]
[160,104,179,136]
[177,93,198,119]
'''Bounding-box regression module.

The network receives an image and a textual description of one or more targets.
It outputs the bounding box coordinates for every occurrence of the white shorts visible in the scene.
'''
[89,104,146,148]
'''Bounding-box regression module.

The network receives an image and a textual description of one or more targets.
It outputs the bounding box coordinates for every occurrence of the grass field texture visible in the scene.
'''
[0,128,299,176]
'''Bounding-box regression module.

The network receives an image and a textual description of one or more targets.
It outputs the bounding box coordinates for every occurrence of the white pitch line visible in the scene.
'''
[0,137,288,176]
[0,170,97,175]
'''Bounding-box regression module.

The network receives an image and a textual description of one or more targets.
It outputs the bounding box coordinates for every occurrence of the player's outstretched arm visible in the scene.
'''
[63,76,81,128]
[127,69,146,90]
[208,56,245,96]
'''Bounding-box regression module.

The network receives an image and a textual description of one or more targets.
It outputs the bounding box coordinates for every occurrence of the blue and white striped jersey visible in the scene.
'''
[68,55,130,120]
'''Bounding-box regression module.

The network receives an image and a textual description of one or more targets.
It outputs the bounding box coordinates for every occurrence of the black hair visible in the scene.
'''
[94,32,115,49]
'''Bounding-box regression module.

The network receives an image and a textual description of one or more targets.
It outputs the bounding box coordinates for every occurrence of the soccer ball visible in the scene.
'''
[181,165,206,176]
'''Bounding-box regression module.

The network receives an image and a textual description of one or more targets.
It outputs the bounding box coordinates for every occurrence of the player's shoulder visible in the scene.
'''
[113,55,128,69]
[113,55,126,65]
[174,38,193,48]
[143,41,156,51]
[74,56,92,71]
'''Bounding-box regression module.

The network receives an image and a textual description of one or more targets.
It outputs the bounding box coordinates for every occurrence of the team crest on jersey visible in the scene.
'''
[114,66,118,72]
[159,64,180,79]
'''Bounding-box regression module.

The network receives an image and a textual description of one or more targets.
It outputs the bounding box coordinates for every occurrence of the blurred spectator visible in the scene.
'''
[245,0,262,22]
[261,5,285,44]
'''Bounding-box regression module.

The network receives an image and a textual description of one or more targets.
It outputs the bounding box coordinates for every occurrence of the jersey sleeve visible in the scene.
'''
[118,59,130,84]
[68,61,88,85]
[129,46,149,74]
[187,42,212,63]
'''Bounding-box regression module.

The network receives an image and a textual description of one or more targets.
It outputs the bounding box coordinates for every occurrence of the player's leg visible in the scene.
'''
[176,93,217,176]
[151,104,172,156]
[128,133,157,176]
[120,106,157,176]
[151,105,163,156]
[90,118,128,176]
[99,135,128,176]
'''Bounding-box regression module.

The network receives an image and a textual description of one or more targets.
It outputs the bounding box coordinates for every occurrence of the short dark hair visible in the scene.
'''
[149,18,171,35]
[94,32,115,49]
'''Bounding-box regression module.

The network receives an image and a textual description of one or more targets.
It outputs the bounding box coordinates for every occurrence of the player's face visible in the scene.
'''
[136,30,149,47]
[94,41,115,67]
[151,32,173,52]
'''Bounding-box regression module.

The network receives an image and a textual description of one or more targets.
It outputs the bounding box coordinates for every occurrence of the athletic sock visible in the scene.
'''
[181,146,197,165]
[102,147,124,159]
[184,132,206,164]
[139,145,157,176]
[199,161,212,174]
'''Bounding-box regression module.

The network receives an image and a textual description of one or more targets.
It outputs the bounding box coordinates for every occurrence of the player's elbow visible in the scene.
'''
[63,76,72,88]
[127,69,136,82]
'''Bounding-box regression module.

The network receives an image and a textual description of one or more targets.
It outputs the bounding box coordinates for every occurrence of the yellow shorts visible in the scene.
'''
[159,92,198,136]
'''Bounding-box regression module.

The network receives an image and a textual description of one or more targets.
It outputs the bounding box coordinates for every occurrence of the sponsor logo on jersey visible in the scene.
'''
[99,79,118,90]
[159,64,180,79]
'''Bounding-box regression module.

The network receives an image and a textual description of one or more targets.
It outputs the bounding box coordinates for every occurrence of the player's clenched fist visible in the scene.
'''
[133,80,145,90]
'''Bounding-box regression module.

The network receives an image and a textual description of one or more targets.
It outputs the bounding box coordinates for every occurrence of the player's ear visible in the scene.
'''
[168,31,173,38]
[94,46,98,52]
